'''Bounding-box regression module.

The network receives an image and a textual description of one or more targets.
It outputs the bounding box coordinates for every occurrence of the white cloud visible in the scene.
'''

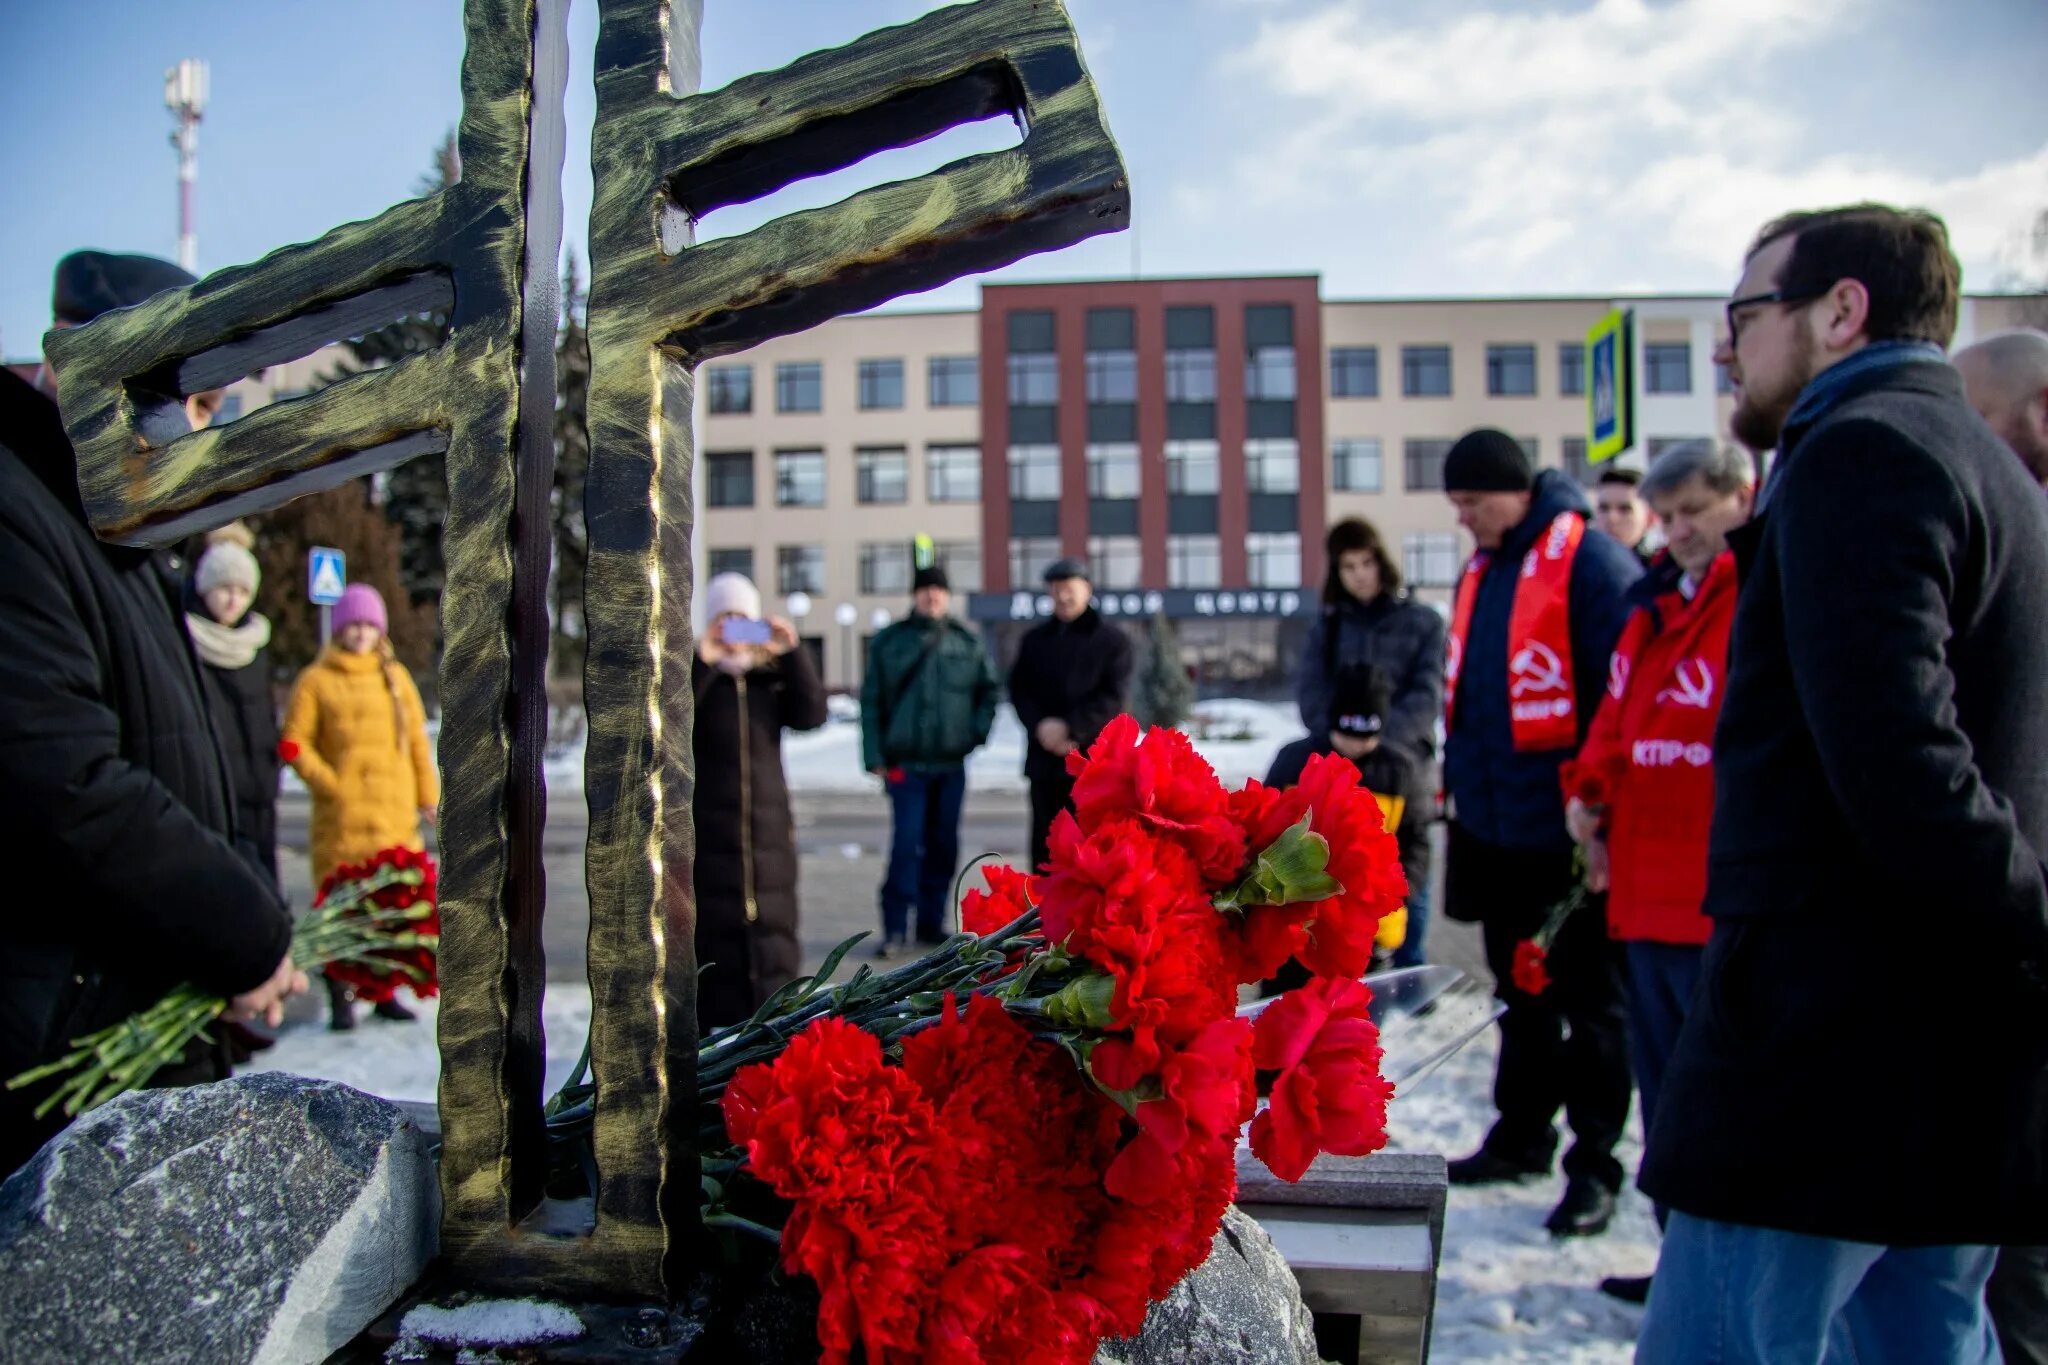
[1212,0,2047,293]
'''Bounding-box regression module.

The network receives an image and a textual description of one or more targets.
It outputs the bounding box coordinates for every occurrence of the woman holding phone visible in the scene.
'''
[692,572,828,1027]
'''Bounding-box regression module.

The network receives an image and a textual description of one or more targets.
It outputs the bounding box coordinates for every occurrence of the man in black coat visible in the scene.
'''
[0,253,302,1176]
[1636,205,2048,1363]
[1007,558,1133,871]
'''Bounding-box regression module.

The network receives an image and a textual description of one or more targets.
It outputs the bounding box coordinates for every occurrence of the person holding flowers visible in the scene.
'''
[280,581,438,1031]
[1559,438,1752,1304]
[0,251,301,1175]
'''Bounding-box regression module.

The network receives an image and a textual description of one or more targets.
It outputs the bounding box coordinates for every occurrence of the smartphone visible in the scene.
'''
[723,617,773,645]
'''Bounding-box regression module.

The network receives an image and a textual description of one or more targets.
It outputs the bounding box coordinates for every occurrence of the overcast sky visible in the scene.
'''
[3,0,2043,359]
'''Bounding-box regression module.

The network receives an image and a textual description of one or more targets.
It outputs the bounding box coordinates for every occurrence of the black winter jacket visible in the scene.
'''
[196,642,282,882]
[1441,469,1641,853]
[1296,591,1445,810]
[1641,359,2048,1244]
[1007,607,1134,784]
[0,369,291,1175]
[692,645,828,1029]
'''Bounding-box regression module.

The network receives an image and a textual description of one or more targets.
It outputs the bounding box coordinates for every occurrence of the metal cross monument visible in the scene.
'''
[44,0,1125,1304]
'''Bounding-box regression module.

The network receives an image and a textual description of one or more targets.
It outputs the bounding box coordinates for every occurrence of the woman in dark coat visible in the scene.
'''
[1294,518,1446,966]
[692,572,829,1029]
[185,538,282,885]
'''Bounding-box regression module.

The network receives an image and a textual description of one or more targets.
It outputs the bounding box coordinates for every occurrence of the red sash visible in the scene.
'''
[1445,512,1584,752]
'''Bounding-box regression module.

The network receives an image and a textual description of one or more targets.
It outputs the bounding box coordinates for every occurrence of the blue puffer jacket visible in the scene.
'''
[1443,468,1641,850]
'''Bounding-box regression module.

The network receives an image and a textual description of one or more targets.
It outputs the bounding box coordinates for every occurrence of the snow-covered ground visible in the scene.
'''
[251,978,1654,1362]
[285,700,1304,798]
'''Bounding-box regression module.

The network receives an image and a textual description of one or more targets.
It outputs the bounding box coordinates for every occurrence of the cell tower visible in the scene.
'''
[164,60,208,272]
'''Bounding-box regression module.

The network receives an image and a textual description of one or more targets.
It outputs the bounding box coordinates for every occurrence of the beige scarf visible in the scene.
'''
[186,611,272,670]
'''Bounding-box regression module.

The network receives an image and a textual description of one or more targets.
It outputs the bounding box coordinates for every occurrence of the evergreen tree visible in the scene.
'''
[550,252,591,687]
[1131,611,1196,731]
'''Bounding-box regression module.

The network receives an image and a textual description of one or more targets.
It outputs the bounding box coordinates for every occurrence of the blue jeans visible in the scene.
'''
[1390,868,1432,968]
[1638,1212,2002,1364]
[880,767,966,943]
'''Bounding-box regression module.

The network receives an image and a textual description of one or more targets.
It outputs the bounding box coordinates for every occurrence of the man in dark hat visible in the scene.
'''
[39,251,231,428]
[0,250,302,1175]
[1438,426,1642,1238]
[1007,557,1133,870]
[860,561,1000,958]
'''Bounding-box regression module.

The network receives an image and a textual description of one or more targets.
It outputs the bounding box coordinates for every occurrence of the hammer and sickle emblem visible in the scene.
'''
[1656,658,1716,709]
[1510,640,1567,696]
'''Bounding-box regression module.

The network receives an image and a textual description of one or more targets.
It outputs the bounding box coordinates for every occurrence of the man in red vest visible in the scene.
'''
[1439,427,1642,1238]
[1560,439,1754,1302]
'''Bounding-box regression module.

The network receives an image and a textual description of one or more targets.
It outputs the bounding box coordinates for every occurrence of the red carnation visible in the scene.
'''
[1248,976,1393,1181]
[1289,753,1407,980]
[316,846,439,1002]
[1560,754,1622,810]
[277,738,301,763]
[961,862,1036,937]
[1067,715,1246,883]
[1511,939,1551,996]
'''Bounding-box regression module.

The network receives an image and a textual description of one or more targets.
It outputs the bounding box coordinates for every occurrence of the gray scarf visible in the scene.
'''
[186,610,272,670]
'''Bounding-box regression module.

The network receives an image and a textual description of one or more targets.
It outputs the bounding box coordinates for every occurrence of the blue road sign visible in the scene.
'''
[308,546,347,605]
[1587,308,1635,463]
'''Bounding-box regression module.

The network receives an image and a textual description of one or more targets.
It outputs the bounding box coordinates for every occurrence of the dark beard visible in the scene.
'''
[1730,394,1787,453]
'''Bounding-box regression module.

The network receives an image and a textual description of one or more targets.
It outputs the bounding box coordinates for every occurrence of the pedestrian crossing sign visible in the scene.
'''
[308,546,347,605]
[1587,307,1635,463]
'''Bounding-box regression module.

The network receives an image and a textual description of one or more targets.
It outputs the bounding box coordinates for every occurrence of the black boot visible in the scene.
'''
[1599,1273,1653,1304]
[1546,1177,1618,1238]
[326,978,357,1032]
[372,996,418,1023]
[1447,1148,1549,1186]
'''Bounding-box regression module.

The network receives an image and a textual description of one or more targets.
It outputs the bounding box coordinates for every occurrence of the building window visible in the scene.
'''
[926,444,981,503]
[774,449,826,507]
[1402,533,1461,589]
[857,358,904,410]
[1086,535,1143,590]
[1246,532,1302,589]
[1403,438,1454,491]
[706,450,754,508]
[859,541,912,595]
[1486,344,1537,397]
[1332,438,1382,493]
[1007,353,1058,405]
[775,361,822,412]
[1401,346,1453,397]
[855,446,908,504]
[1165,438,1220,495]
[928,355,978,407]
[1086,442,1140,499]
[1085,350,1138,404]
[1558,343,1586,397]
[1330,347,1379,398]
[1245,345,1297,401]
[706,363,752,414]
[1008,536,1063,585]
[708,546,754,580]
[1715,361,1734,394]
[1166,347,1217,403]
[932,540,981,593]
[1008,443,1061,501]
[1166,535,1222,589]
[1245,437,1300,494]
[1517,436,1540,462]
[1645,343,1692,394]
[1563,437,1596,487]
[776,544,825,596]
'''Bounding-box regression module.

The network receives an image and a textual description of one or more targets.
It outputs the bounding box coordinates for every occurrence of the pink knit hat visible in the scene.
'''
[331,582,388,635]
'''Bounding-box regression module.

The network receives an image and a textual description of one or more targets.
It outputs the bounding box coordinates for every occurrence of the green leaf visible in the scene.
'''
[801,933,870,999]
[1216,812,1345,910]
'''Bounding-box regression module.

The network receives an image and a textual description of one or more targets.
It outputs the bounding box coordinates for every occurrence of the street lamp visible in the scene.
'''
[834,602,858,690]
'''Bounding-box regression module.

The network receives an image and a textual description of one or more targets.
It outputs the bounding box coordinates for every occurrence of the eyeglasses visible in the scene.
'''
[1725,288,1819,342]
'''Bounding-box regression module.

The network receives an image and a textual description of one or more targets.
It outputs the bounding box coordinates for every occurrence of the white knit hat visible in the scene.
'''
[195,541,260,596]
[704,571,761,620]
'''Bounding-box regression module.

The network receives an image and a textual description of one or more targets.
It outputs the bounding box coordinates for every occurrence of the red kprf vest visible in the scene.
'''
[1446,511,1584,752]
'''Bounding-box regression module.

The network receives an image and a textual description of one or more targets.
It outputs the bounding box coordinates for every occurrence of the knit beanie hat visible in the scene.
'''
[1443,428,1535,493]
[52,250,196,326]
[195,542,260,597]
[912,563,950,592]
[331,582,388,635]
[704,571,761,620]
[1330,664,1391,739]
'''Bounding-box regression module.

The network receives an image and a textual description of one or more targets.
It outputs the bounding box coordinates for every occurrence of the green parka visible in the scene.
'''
[860,613,1000,771]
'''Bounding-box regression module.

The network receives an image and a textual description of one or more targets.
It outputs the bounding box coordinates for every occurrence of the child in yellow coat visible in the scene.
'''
[280,583,438,1030]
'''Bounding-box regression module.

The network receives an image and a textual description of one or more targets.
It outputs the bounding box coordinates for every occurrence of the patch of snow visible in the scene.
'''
[399,1298,583,1346]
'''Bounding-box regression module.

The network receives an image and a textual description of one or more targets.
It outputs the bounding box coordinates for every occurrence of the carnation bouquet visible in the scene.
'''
[6,846,439,1118]
[643,715,1412,1364]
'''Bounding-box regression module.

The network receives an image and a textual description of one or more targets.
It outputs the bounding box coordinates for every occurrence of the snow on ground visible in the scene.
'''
[254,978,1654,1362]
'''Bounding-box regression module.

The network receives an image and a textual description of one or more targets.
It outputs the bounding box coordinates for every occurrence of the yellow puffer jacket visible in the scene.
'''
[280,644,438,886]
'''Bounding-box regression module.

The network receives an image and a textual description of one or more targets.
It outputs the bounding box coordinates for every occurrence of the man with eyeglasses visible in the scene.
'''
[1636,205,2048,1363]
